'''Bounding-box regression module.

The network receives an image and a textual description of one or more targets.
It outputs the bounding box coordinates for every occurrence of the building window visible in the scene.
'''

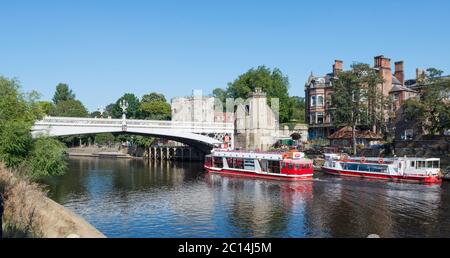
[402,129,413,140]
[317,95,324,106]
[317,112,324,124]
[393,93,399,101]
[311,96,317,107]
[310,112,315,124]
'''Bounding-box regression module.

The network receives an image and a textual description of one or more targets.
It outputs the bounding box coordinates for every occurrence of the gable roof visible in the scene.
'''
[328,126,383,140]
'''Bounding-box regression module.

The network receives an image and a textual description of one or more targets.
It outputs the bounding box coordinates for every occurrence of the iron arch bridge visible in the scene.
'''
[31,117,234,153]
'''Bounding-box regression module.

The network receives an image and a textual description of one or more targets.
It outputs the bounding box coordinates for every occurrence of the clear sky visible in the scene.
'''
[1,0,449,112]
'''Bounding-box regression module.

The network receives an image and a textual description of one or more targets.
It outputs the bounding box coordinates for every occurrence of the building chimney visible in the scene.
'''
[374,55,392,96]
[374,55,391,69]
[394,61,404,85]
[333,60,343,75]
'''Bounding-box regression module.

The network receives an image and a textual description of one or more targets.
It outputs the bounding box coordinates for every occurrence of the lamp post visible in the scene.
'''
[120,100,129,132]
[98,105,105,118]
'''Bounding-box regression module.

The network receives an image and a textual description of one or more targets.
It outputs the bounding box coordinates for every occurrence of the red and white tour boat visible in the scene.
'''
[323,153,441,184]
[204,149,314,181]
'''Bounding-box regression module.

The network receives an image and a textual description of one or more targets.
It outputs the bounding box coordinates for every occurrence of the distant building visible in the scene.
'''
[305,55,425,141]
[171,90,233,123]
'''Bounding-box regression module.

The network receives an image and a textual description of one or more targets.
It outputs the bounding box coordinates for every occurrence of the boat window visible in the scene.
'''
[296,164,301,170]
[346,163,358,171]
[410,161,415,168]
[213,157,223,168]
[417,161,426,169]
[268,160,281,174]
[244,159,255,170]
[288,163,294,170]
[433,160,440,168]
[358,164,370,172]
[231,158,244,169]
[427,161,439,168]
[367,165,388,173]
[282,162,287,168]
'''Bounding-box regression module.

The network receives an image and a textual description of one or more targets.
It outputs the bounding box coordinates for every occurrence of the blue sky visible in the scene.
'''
[1,0,449,112]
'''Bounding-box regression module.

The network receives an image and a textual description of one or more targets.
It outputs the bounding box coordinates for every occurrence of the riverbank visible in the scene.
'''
[0,164,105,238]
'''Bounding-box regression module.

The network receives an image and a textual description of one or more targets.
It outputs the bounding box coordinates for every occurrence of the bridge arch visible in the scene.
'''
[31,117,234,154]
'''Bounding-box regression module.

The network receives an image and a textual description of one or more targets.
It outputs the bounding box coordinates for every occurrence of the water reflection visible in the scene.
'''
[43,157,450,238]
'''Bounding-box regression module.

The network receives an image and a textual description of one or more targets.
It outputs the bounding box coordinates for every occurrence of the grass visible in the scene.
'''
[0,164,44,238]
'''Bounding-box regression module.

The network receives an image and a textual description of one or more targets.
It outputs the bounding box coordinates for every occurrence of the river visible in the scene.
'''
[43,156,450,238]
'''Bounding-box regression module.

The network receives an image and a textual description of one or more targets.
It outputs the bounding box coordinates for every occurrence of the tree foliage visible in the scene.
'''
[52,83,75,104]
[27,138,67,179]
[403,68,450,135]
[139,93,171,120]
[94,133,115,145]
[226,66,291,123]
[288,96,305,123]
[111,93,141,119]
[51,99,88,117]
[331,63,387,153]
[0,76,67,177]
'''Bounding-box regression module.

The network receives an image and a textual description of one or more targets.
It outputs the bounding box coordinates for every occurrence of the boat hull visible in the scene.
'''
[204,165,313,181]
[322,167,441,184]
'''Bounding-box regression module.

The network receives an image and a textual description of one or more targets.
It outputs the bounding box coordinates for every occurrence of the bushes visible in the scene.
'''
[0,76,67,179]
[27,138,67,179]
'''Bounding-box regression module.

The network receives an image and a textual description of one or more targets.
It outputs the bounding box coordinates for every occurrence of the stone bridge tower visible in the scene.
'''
[234,88,279,151]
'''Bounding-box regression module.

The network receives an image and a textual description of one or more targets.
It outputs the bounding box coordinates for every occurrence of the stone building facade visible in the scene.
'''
[234,88,280,151]
[171,90,234,123]
[171,88,280,151]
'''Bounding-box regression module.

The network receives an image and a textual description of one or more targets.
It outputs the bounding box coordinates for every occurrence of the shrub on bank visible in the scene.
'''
[27,138,67,179]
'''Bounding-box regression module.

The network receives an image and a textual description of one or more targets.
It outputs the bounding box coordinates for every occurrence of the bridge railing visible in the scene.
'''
[34,116,234,130]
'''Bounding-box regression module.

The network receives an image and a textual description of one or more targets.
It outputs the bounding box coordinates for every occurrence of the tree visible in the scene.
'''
[0,120,32,168]
[111,93,140,119]
[51,99,88,117]
[226,66,291,122]
[27,138,67,179]
[141,93,167,103]
[139,92,171,120]
[403,68,450,135]
[90,111,102,118]
[288,96,305,123]
[132,136,155,148]
[94,133,115,146]
[52,83,75,104]
[0,76,66,176]
[35,101,54,116]
[331,63,385,154]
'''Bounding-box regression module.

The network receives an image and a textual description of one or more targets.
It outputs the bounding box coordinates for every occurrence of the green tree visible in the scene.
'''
[132,136,155,148]
[34,101,54,116]
[331,63,385,154]
[111,93,141,119]
[226,66,291,122]
[94,133,115,145]
[141,93,167,103]
[0,76,66,177]
[90,111,102,118]
[403,68,450,135]
[139,92,171,120]
[51,99,88,117]
[288,96,305,123]
[27,138,67,179]
[52,83,75,104]
[0,120,32,168]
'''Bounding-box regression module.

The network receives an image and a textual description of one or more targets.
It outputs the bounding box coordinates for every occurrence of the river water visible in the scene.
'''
[44,157,450,238]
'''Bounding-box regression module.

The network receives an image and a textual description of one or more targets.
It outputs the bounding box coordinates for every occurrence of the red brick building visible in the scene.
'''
[305,55,418,140]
